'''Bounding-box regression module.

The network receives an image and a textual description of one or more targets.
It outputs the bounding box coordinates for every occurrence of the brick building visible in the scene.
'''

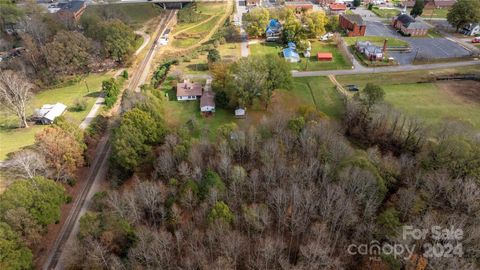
[339,14,366,37]
[392,14,429,36]
[57,1,86,21]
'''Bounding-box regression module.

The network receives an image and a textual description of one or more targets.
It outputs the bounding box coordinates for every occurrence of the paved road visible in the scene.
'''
[292,60,480,77]
[235,0,249,57]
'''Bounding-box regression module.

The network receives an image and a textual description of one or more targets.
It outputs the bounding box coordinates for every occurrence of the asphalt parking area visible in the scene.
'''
[364,21,472,64]
[365,21,398,37]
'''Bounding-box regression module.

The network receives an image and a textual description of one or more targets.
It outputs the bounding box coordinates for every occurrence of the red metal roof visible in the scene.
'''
[329,3,346,10]
[317,52,333,59]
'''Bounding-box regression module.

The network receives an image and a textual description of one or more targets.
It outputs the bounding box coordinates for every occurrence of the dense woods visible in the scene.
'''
[0,2,138,86]
[68,87,480,269]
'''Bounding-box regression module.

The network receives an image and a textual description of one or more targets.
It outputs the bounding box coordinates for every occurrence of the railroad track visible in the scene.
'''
[128,10,176,93]
[42,11,176,270]
[42,137,111,270]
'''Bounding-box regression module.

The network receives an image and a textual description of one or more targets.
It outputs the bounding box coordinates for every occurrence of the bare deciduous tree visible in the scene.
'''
[0,70,33,128]
[5,149,46,179]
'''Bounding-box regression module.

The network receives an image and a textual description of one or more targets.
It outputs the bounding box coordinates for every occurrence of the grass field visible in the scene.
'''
[415,8,450,18]
[0,73,111,160]
[335,67,480,128]
[159,74,343,139]
[160,77,235,138]
[344,36,409,47]
[171,42,241,74]
[383,83,480,128]
[292,77,344,118]
[335,66,480,87]
[171,2,227,48]
[250,41,351,71]
[371,7,400,18]
[83,3,164,29]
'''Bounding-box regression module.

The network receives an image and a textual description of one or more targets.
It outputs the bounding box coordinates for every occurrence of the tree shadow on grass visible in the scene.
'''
[84,91,101,98]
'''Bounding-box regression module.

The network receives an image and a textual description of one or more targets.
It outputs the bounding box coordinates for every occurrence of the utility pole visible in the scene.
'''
[413,48,419,63]
[84,79,90,93]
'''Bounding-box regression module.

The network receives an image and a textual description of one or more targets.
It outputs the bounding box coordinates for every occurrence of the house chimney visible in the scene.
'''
[383,39,388,53]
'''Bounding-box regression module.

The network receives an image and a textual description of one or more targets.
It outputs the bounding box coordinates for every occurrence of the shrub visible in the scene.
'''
[207,201,234,224]
[377,207,401,237]
[102,78,120,108]
[121,70,128,79]
[200,170,226,200]
[70,98,88,112]
[151,61,174,88]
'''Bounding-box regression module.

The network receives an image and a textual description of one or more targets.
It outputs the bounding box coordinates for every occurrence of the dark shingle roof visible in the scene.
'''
[58,1,85,13]
[341,14,366,26]
[396,14,415,26]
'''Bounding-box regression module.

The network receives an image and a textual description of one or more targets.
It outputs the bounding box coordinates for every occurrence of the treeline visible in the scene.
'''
[0,2,139,86]
[0,177,66,269]
[243,7,333,44]
[68,88,480,269]
[110,90,168,182]
[0,109,111,268]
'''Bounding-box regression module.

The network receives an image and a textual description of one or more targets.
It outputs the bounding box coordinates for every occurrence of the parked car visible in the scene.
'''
[472,37,480,43]
[345,85,359,92]
[320,32,333,41]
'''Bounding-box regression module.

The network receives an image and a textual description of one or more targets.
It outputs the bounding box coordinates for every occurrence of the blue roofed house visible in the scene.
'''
[283,42,300,63]
[266,19,282,42]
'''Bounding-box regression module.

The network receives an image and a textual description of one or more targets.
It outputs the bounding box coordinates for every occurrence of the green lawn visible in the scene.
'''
[335,66,480,88]
[133,35,144,51]
[371,7,400,18]
[344,36,409,47]
[171,37,201,48]
[335,68,480,129]
[292,77,345,119]
[171,42,240,75]
[83,3,164,29]
[383,83,480,128]
[416,8,450,18]
[160,77,235,139]
[185,15,220,35]
[0,73,111,160]
[250,41,351,71]
[196,2,228,15]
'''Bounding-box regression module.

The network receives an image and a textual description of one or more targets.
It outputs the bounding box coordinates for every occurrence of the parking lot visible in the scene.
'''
[364,21,471,64]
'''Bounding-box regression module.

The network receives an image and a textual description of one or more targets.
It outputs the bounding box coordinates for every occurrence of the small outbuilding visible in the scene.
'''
[235,108,246,118]
[317,52,333,61]
[283,48,300,63]
[34,103,67,124]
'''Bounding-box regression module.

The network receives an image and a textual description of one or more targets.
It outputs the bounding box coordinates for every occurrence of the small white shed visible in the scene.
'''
[34,103,67,124]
